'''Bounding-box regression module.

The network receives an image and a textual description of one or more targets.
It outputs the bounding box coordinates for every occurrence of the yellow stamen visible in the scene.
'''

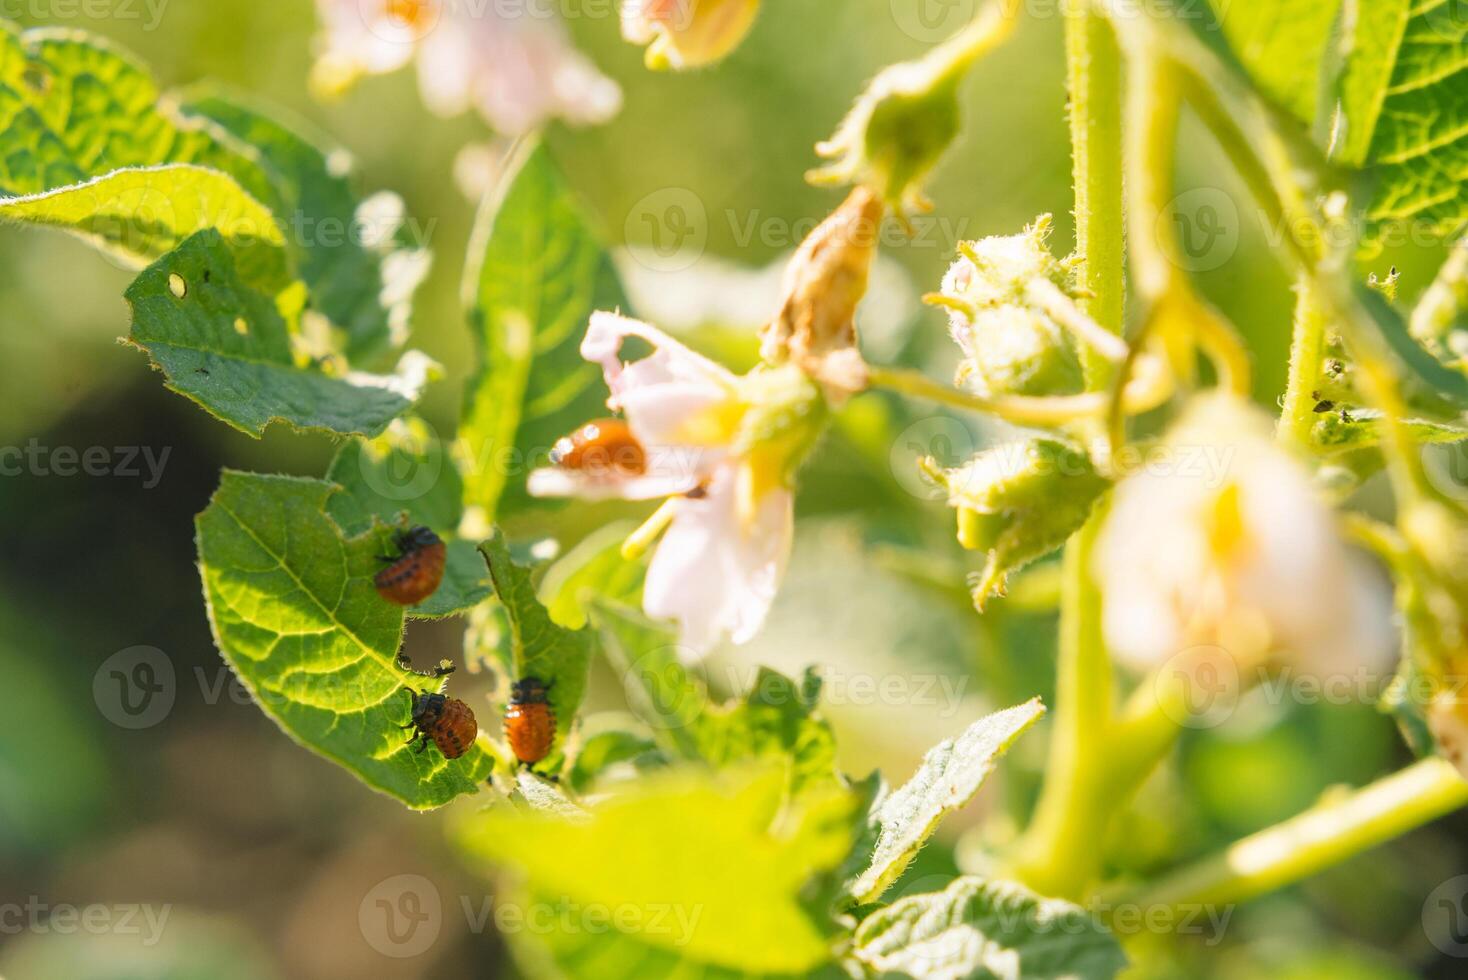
[622,498,680,560]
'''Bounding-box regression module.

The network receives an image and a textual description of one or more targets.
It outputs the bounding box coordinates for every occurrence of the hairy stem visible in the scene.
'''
[1278,280,1330,449]
[1065,8,1126,387]
[1117,759,1468,911]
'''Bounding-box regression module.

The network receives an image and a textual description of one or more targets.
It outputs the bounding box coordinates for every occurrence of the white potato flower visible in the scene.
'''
[314,0,621,135]
[1095,395,1396,679]
[529,313,824,654]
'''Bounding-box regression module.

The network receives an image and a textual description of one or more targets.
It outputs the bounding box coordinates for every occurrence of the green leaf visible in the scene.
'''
[851,876,1126,980]
[325,420,491,619]
[178,88,430,361]
[0,22,273,200]
[844,699,1046,906]
[591,599,708,757]
[1354,283,1468,416]
[456,767,857,974]
[1309,407,1468,454]
[1352,1,1468,245]
[1207,0,1343,125]
[458,138,628,522]
[480,529,596,769]
[1332,0,1412,166]
[591,600,841,796]
[124,230,427,437]
[195,470,493,810]
[512,770,590,818]
[0,163,287,288]
[539,522,646,629]
[566,730,663,793]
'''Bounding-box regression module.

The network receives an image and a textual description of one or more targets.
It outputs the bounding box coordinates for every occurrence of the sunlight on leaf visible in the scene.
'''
[852,875,1126,980]
[125,230,425,437]
[458,139,628,523]
[844,698,1046,906]
[196,470,493,809]
[456,767,857,974]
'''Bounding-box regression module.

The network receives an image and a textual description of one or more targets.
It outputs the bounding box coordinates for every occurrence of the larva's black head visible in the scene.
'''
[510,676,551,705]
[395,525,442,553]
[406,688,447,724]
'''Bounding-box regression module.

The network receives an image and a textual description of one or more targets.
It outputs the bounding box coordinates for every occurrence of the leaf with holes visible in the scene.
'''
[458,139,628,522]
[178,88,430,360]
[851,876,1126,980]
[325,420,491,619]
[0,21,282,254]
[195,470,493,809]
[843,698,1046,906]
[0,164,287,289]
[480,529,596,770]
[125,229,429,437]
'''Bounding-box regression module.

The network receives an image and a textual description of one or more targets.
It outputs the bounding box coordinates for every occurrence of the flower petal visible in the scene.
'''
[583,312,741,458]
[643,467,793,654]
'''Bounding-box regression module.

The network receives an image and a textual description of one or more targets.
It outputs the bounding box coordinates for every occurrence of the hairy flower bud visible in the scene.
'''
[931,216,1088,398]
[923,439,1109,607]
[808,55,962,215]
[760,188,884,399]
[622,0,761,71]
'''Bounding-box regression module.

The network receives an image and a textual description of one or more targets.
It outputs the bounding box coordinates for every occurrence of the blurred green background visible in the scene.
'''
[0,1,1463,978]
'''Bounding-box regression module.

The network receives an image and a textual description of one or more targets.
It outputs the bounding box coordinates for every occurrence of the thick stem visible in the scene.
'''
[1117,759,1468,911]
[1006,505,1113,899]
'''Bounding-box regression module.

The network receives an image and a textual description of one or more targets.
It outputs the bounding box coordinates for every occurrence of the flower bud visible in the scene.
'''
[931,216,1086,397]
[922,439,1109,607]
[760,187,884,400]
[808,55,962,215]
[622,0,761,71]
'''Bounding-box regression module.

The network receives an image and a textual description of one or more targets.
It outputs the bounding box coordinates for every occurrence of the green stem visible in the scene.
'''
[1002,5,1131,901]
[1278,280,1329,449]
[1006,505,1113,899]
[866,365,1159,426]
[1116,759,1468,911]
[1065,8,1126,387]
